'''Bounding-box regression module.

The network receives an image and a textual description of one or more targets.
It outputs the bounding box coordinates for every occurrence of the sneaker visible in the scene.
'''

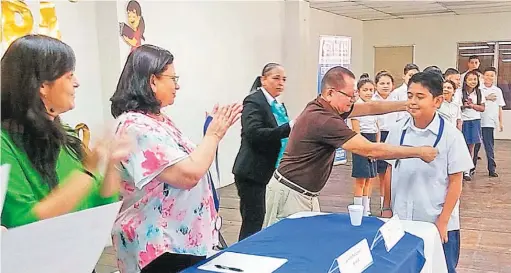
[489,172,499,178]
[470,169,476,176]
[463,174,472,181]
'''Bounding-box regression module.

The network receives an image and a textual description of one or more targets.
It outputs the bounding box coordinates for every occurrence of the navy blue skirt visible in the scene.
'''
[352,133,378,178]
[377,131,390,174]
[462,119,482,145]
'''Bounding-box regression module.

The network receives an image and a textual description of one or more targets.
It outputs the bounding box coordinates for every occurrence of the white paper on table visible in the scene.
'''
[198,252,288,273]
[0,164,11,215]
[1,201,122,273]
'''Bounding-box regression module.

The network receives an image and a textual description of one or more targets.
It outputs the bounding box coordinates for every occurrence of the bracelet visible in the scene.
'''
[381,207,392,212]
[81,169,97,180]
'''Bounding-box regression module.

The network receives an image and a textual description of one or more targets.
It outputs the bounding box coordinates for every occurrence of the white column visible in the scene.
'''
[280,0,314,118]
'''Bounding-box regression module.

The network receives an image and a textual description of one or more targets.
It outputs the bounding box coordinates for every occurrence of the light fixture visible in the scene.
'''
[459,46,489,50]
[460,53,494,56]
[499,41,511,45]
[502,59,511,62]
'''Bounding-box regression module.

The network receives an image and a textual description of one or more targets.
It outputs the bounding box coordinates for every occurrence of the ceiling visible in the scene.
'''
[308,0,511,21]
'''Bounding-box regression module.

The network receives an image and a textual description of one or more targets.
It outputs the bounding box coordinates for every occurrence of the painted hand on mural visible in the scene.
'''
[119,0,145,52]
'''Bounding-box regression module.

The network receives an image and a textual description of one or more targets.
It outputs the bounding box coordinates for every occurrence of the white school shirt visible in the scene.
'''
[385,113,474,231]
[351,98,378,134]
[480,85,506,128]
[390,83,410,121]
[453,88,463,107]
[372,92,397,131]
[437,101,461,126]
[461,89,486,121]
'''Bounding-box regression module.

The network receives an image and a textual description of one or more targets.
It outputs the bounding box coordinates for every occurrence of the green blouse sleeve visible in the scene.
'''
[1,136,40,227]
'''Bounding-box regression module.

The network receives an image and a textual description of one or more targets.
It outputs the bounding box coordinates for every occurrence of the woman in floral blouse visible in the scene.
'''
[110,44,242,273]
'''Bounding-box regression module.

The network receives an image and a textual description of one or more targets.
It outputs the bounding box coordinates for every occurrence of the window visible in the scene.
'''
[457,41,511,110]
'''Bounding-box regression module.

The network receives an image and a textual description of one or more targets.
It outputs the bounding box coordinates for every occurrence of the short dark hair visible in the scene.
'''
[357,78,374,91]
[469,55,479,61]
[408,71,443,98]
[443,80,456,91]
[483,66,497,74]
[250,62,282,92]
[375,70,394,84]
[404,63,420,75]
[110,44,174,118]
[320,66,355,91]
[444,68,459,78]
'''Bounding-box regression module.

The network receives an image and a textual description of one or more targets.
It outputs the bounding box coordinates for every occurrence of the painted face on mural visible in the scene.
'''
[40,71,80,116]
[127,9,140,29]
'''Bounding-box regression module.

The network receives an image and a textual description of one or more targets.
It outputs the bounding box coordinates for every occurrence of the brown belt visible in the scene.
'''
[273,171,320,197]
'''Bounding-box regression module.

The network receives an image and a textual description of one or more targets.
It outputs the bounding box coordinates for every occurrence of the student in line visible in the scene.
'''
[438,80,462,130]
[372,71,395,209]
[460,55,481,86]
[444,68,462,106]
[473,67,506,177]
[391,63,420,121]
[351,76,379,216]
[460,70,485,181]
[382,71,473,273]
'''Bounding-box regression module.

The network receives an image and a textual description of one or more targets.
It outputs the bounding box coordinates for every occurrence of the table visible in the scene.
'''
[289,212,448,273]
[183,213,427,273]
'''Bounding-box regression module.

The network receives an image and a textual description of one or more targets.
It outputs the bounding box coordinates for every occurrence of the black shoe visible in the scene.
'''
[470,169,476,176]
[489,172,499,178]
[477,156,482,160]
[463,174,472,181]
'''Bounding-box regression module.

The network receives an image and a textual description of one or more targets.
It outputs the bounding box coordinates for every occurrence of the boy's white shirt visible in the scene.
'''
[461,89,486,121]
[372,92,398,131]
[480,85,506,128]
[437,100,461,126]
[385,113,474,231]
[390,83,410,121]
[351,98,378,134]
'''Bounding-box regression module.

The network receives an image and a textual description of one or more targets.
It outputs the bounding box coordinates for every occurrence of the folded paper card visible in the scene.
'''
[1,201,122,273]
[198,252,288,273]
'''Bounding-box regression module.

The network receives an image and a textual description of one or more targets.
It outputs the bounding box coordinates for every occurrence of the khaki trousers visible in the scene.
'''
[263,175,320,228]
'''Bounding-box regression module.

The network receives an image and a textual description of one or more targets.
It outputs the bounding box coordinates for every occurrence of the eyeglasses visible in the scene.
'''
[330,88,355,100]
[160,74,180,83]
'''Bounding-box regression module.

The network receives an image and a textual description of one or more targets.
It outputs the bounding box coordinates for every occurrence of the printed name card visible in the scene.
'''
[336,239,373,273]
[379,215,405,252]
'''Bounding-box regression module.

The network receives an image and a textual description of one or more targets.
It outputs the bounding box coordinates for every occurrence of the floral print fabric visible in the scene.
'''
[111,112,216,273]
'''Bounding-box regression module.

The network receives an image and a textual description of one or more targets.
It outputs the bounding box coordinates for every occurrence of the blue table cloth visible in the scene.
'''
[183,213,425,273]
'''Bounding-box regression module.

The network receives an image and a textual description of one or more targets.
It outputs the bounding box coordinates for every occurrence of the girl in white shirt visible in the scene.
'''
[460,70,486,181]
[351,76,379,216]
[438,80,462,130]
[372,70,395,209]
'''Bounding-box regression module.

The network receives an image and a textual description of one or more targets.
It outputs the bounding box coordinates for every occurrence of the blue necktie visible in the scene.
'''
[270,100,290,168]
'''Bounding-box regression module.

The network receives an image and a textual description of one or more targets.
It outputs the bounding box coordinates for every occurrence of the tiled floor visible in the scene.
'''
[96,140,511,273]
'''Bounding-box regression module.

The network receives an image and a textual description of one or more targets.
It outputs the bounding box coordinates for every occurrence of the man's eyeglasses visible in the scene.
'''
[160,74,180,83]
[330,88,355,100]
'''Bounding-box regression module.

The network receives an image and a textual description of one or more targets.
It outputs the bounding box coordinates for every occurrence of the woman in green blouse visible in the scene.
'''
[0,35,132,228]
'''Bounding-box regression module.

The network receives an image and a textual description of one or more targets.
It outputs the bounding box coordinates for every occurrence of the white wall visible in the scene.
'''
[116,1,284,186]
[363,12,511,139]
[56,1,105,143]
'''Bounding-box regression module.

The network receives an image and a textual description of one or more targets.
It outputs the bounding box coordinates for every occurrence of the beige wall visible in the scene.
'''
[363,12,511,139]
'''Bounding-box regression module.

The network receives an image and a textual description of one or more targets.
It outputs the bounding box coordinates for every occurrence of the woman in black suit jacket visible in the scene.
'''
[232,63,293,241]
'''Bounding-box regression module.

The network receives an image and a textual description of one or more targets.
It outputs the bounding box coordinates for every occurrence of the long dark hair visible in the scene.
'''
[462,70,482,105]
[375,70,394,84]
[110,44,174,118]
[250,63,281,93]
[357,73,374,90]
[1,35,83,189]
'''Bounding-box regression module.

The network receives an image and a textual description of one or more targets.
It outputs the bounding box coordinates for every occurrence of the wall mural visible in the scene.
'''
[0,0,67,50]
[119,0,145,52]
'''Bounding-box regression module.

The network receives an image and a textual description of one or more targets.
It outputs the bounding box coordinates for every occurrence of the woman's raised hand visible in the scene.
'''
[206,103,243,141]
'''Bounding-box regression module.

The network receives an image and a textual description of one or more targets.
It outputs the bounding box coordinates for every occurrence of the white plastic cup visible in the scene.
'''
[348,205,364,226]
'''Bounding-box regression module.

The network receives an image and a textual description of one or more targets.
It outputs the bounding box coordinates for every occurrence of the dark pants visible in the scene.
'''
[473,127,496,173]
[140,252,205,273]
[443,230,461,273]
[235,176,267,241]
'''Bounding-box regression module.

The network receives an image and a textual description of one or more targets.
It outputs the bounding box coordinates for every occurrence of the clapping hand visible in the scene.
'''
[206,103,243,141]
